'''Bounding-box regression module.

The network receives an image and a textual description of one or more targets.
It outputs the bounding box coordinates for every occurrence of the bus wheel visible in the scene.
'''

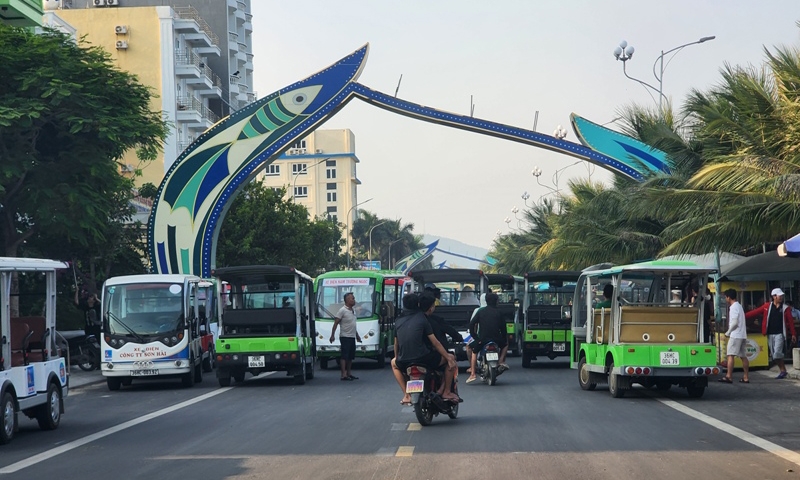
[36,382,61,431]
[578,356,596,391]
[608,361,625,398]
[0,391,16,445]
[121,378,133,386]
[203,348,214,373]
[686,385,705,398]
[107,378,122,391]
[522,351,532,369]
[320,358,329,370]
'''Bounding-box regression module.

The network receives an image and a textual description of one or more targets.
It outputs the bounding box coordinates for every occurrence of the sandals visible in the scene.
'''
[400,400,412,405]
[717,377,733,383]
[739,378,750,383]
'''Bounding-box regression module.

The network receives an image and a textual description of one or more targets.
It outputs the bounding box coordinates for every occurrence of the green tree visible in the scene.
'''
[0,25,168,260]
[350,211,429,270]
[216,183,344,273]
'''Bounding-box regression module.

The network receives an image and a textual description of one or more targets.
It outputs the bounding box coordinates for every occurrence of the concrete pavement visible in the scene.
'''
[68,365,104,389]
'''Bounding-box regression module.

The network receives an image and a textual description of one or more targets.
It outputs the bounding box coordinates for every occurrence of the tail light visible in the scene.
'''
[634,367,642,375]
[408,366,426,378]
[712,367,720,375]
[486,344,498,352]
[643,367,651,375]
[704,367,711,375]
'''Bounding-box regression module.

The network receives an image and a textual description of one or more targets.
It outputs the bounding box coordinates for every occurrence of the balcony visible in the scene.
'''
[177,96,220,131]
[227,0,237,9]
[243,21,252,32]
[174,51,202,78]
[228,31,239,51]
[172,6,220,50]
[235,3,246,22]
[247,92,257,103]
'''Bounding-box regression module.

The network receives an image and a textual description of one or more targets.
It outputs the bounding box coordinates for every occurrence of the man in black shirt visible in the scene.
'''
[466,292,508,383]
[393,293,458,405]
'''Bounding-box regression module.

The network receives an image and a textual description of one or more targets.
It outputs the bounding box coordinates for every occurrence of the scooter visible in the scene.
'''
[405,364,460,426]
[60,331,101,371]
[477,341,503,386]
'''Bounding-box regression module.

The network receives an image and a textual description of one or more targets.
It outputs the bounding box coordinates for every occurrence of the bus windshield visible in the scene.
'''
[105,282,184,336]
[530,282,575,306]
[317,277,376,319]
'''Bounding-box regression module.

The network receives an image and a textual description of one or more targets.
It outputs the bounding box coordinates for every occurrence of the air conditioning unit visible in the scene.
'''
[114,25,128,34]
[299,148,307,154]
[115,40,128,50]
[92,0,105,6]
[286,149,295,155]
[106,0,120,6]
[315,149,323,154]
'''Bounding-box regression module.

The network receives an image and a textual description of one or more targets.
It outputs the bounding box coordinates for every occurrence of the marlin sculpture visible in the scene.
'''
[148,44,671,276]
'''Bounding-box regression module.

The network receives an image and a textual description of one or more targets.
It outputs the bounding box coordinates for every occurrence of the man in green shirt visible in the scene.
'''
[596,284,613,308]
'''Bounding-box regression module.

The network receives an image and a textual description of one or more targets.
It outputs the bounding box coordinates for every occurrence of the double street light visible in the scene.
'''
[345,197,373,270]
[613,36,715,111]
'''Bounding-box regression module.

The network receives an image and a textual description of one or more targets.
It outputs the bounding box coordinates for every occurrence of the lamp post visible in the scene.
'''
[613,36,715,111]
[345,197,373,269]
[388,238,403,270]
[291,157,329,203]
[368,220,389,268]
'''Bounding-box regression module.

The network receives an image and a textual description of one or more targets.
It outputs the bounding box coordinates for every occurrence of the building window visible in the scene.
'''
[291,140,307,149]
[326,167,336,179]
[265,164,280,176]
[292,163,307,175]
[330,214,337,222]
[326,160,336,167]
[327,206,337,213]
[327,182,336,190]
[327,192,337,202]
[294,186,308,198]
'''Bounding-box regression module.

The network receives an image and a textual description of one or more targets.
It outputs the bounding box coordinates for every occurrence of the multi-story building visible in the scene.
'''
[260,129,362,227]
[58,4,224,188]
[0,0,42,26]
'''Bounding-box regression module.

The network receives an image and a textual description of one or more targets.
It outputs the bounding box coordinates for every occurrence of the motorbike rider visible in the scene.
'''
[424,287,464,347]
[466,292,508,384]
[393,292,459,405]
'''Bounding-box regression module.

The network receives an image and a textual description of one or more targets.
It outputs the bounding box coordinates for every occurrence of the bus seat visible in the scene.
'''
[15,316,48,362]
[10,321,32,366]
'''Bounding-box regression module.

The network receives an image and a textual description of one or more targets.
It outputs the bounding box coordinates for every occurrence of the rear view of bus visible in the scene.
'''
[522,271,581,368]
[101,274,207,390]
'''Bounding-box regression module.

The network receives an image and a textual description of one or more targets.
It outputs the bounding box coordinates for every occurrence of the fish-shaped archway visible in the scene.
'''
[148,44,669,276]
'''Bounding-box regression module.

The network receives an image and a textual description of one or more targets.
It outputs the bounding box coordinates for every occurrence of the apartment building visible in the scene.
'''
[260,130,362,226]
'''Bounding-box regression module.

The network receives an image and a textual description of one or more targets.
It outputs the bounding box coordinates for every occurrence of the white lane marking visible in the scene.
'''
[657,398,800,467]
[0,387,233,474]
[395,446,414,457]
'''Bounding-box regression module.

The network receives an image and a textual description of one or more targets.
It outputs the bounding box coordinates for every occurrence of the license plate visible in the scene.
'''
[248,356,265,368]
[486,352,499,361]
[130,369,158,376]
[660,351,680,366]
[406,380,424,394]
[553,343,566,352]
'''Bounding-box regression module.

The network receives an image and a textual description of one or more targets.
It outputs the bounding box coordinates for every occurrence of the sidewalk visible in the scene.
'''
[754,364,800,381]
[68,365,104,389]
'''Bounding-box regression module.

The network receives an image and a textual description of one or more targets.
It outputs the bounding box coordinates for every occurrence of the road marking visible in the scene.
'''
[395,446,414,457]
[407,423,422,431]
[0,387,233,474]
[657,398,800,467]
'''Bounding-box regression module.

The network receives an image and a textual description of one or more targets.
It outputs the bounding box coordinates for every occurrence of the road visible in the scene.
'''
[2,358,799,479]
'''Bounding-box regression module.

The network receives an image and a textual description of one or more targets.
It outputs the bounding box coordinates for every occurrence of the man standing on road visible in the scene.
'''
[745,288,797,379]
[719,289,749,384]
[330,292,362,381]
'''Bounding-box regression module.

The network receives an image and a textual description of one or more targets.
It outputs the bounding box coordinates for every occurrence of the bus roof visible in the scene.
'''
[104,273,202,286]
[211,265,312,282]
[0,257,67,272]
[485,273,523,285]
[315,270,404,280]
[408,268,486,284]
[524,271,581,282]
[583,260,715,277]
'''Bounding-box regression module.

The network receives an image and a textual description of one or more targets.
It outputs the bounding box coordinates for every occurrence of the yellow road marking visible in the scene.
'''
[407,423,422,431]
[396,446,414,457]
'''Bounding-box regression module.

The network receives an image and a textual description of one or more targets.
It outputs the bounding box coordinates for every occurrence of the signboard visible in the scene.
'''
[358,261,381,270]
[321,278,371,286]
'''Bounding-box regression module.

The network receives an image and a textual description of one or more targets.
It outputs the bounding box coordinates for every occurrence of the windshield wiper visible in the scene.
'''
[105,310,146,343]
[319,304,337,319]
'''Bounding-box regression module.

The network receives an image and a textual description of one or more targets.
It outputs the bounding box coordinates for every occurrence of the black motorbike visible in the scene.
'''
[477,341,503,386]
[60,330,101,371]
[405,364,460,426]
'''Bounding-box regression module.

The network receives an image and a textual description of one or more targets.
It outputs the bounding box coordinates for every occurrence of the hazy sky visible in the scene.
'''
[251,1,800,250]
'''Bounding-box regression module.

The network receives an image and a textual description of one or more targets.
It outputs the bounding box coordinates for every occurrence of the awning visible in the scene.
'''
[777,233,800,258]
[719,250,800,281]
[659,252,744,270]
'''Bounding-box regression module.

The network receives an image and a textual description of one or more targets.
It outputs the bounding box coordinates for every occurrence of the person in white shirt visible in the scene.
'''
[719,289,750,384]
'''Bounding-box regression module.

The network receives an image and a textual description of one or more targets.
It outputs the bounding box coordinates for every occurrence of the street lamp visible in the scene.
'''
[368,220,389,268]
[345,197,373,269]
[291,157,329,203]
[613,36,715,111]
[553,125,567,140]
[388,238,403,270]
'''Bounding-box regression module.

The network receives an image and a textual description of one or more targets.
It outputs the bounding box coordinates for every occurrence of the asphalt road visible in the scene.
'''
[2,357,799,479]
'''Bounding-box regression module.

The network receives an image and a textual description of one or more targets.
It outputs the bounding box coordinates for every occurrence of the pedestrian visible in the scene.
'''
[745,288,797,379]
[329,292,362,381]
[75,289,101,339]
[718,289,749,384]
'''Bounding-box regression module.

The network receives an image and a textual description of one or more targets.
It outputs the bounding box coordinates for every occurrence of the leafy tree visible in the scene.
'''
[216,183,344,274]
[350,211,431,270]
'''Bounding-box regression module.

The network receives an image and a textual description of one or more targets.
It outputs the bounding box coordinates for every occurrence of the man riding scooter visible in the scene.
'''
[466,292,509,384]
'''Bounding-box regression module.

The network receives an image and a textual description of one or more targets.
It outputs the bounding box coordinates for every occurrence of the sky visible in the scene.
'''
[251,1,800,251]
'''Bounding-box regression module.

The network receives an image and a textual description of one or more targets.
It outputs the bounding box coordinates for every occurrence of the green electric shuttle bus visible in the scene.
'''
[572,260,719,398]
[522,271,581,368]
[485,273,524,357]
[211,265,316,386]
[314,270,406,368]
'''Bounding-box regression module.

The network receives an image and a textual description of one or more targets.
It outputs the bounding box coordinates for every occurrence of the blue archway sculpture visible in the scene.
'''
[148,44,670,276]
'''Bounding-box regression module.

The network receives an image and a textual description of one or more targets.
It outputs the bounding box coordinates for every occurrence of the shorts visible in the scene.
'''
[396,351,444,373]
[470,338,507,354]
[726,337,747,358]
[767,333,785,360]
[339,337,356,361]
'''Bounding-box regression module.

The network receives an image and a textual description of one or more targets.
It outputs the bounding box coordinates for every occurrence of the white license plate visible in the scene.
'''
[406,380,424,394]
[486,352,499,361]
[130,369,158,376]
[660,351,680,366]
[248,356,265,368]
[553,343,566,352]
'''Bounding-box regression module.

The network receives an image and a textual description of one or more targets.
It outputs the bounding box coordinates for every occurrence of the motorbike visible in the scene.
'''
[404,364,460,426]
[60,330,101,371]
[477,341,503,386]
